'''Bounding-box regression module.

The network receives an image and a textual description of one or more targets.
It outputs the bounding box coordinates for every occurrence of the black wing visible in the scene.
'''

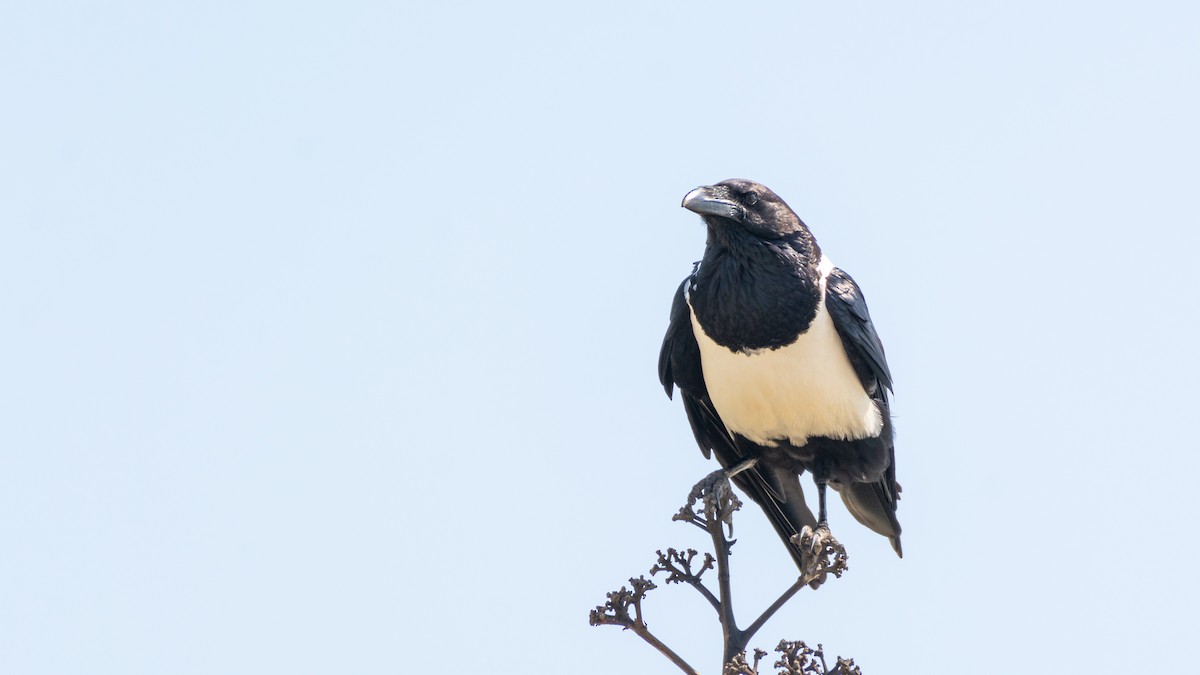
[824,267,903,556]
[824,267,893,397]
[658,277,706,402]
[658,275,818,570]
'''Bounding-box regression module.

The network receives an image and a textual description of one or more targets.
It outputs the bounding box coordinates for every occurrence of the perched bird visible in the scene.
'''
[658,179,902,570]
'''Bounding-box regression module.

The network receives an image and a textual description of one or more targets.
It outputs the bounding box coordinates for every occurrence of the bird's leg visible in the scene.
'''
[815,476,829,528]
[725,457,758,479]
[794,471,844,588]
[805,475,836,556]
[690,458,758,502]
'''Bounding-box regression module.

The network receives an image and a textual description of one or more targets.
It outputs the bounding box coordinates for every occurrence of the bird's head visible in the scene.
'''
[681,179,806,239]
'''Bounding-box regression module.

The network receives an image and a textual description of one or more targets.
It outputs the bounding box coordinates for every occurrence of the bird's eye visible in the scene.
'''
[744,193,759,206]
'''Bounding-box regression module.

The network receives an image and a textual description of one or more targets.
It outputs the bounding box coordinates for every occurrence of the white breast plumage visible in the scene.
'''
[687,257,882,446]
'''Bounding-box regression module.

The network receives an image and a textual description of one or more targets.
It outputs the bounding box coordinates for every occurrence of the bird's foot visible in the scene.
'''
[792,523,848,589]
[673,468,743,535]
[695,467,733,499]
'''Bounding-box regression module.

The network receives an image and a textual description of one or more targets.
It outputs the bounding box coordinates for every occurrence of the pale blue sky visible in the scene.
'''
[3,1,1199,673]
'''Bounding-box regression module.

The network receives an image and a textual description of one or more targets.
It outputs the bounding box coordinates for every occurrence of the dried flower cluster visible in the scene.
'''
[589,469,862,674]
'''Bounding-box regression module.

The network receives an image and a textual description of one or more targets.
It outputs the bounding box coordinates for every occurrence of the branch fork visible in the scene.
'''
[590,470,860,674]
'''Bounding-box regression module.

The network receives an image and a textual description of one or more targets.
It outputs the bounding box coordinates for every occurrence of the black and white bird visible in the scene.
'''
[659,179,902,569]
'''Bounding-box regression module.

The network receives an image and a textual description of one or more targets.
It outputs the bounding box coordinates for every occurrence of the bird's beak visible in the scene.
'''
[682,186,741,220]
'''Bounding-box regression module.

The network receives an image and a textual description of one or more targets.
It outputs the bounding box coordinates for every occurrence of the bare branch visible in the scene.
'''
[589,576,699,675]
[741,576,809,644]
[591,471,865,674]
[651,548,721,613]
[739,526,851,644]
[681,470,748,662]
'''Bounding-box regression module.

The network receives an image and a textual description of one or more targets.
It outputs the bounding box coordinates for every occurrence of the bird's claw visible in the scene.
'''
[674,469,743,536]
[792,524,848,589]
[698,468,737,499]
[801,523,835,555]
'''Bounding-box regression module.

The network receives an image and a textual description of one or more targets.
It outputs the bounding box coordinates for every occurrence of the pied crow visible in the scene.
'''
[659,179,902,569]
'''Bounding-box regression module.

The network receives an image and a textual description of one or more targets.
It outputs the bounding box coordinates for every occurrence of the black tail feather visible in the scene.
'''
[731,465,817,571]
[837,479,903,557]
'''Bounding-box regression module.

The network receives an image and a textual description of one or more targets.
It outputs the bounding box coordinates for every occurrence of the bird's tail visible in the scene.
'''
[732,465,818,572]
[836,478,903,557]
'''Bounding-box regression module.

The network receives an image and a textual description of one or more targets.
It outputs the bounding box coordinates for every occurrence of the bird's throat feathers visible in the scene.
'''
[690,227,824,352]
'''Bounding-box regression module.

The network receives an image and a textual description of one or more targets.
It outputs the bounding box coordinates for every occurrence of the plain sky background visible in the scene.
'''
[3,1,1199,673]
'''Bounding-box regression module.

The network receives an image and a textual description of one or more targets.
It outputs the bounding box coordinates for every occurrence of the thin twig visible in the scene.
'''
[688,575,721,613]
[589,577,701,675]
[741,575,810,645]
[592,470,861,673]
[652,549,721,613]
[628,624,701,675]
